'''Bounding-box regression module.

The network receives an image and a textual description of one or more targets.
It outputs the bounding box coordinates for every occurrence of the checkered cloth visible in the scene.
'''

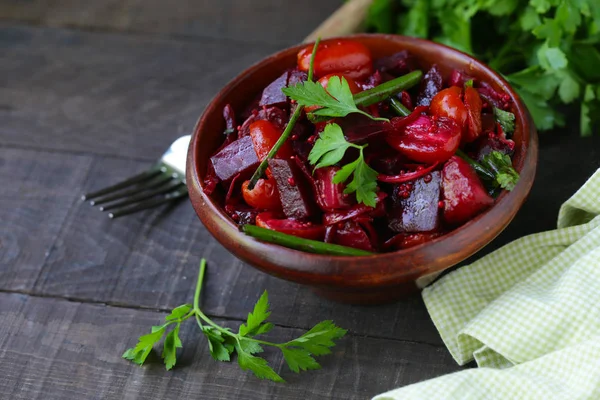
[374,169,600,400]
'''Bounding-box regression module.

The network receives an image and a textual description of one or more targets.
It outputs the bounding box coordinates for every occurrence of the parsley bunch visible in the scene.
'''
[123,259,346,382]
[366,0,600,135]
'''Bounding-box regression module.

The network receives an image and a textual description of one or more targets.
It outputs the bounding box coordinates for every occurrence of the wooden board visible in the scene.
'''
[0,23,279,160]
[0,0,341,46]
[0,293,462,399]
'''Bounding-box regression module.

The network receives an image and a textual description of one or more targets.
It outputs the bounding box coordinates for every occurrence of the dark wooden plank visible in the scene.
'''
[0,0,341,46]
[0,293,462,399]
[0,23,279,160]
[0,147,92,291]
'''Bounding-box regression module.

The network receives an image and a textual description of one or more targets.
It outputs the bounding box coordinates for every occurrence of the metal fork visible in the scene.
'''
[82,135,191,218]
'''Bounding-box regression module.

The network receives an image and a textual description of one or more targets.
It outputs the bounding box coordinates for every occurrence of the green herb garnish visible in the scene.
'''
[481,151,520,191]
[283,76,389,122]
[123,259,347,382]
[308,123,379,207]
[494,107,516,135]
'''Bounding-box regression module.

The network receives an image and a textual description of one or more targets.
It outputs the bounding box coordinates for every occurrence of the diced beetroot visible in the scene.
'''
[358,70,383,91]
[339,114,393,143]
[225,205,259,226]
[442,156,494,225]
[323,192,386,225]
[477,81,511,110]
[268,159,318,219]
[399,91,413,110]
[388,171,441,233]
[324,225,337,243]
[210,136,260,182]
[260,71,289,107]
[332,220,374,251]
[314,166,355,212]
[416,65,443,106]
[481,113,496,132]
[448,69,474,88]
[256,211,325,240]
[368,147,409,176]
[203,161,220,195]
[287,68,308,87]
[474,135,515,162]
[374,50,415,76]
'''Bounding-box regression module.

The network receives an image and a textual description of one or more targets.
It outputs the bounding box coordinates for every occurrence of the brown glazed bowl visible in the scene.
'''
[187,34,538,304]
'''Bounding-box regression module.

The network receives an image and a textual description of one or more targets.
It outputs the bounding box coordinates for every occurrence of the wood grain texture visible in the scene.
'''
[0,23,279,160]
[0,293,462,399]
[0,0,341,46]
[0,147,92,291]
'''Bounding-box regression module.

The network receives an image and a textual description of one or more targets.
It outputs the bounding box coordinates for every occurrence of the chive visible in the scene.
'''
[389,97,411,117]
[242,225,375,256]
[455,149,495,181]
[354,70,423,107]
[248,38,321,189]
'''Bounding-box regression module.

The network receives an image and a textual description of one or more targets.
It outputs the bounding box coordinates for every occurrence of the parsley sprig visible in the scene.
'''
[308,123,379,207]
[123,259,347,382]
[283,76,389,122]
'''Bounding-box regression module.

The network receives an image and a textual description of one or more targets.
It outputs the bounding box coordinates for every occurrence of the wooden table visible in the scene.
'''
[1,2,599,399]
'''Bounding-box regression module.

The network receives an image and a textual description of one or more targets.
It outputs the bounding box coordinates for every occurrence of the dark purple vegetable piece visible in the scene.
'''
[374,50,414,76]
[477,81,511,110]
[268,159,317,219]
[223,104,237,136]
[210,135,260,182]
[287,67,308,87]
[224,204,258,225]
[259,71,289,107]
[203,161,220,196]
[474,136,515,162]
[416,65,443,107]
[358,70,383,91]
[388,171,441,233]
[448,69,474,88]
[314,166,355,212]
[339,113,392,143]
[333,220,374,251]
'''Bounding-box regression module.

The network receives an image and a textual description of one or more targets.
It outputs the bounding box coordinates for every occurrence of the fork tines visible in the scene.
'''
[83,165,188,218]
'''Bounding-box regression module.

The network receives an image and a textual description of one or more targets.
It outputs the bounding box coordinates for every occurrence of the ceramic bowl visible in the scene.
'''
[187,34,538,304]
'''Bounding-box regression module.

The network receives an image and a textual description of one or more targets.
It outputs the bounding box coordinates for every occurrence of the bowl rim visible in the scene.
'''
[187,33,538,287]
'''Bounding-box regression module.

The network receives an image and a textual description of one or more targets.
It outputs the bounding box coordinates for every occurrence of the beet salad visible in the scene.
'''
[203,38,520,255]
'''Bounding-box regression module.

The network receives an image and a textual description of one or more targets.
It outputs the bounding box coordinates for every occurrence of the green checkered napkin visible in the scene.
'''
[374,168,600,400]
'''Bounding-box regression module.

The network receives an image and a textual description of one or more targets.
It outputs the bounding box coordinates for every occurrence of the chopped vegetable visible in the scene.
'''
[206,38,522,254]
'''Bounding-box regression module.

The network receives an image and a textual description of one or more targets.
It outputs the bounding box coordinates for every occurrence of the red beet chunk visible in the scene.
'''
[268,159,317,219]
[416,65,443,107]
[474,135,515,162]
[259,71,289,107]
[239,106,288,137]
[314,166,355,212]
[332,220,374,251]
[287,68,308,87]
[388,171,441,233]
[442,156,494,225]
[448,69,474,88]
[374,50,414,76]
[477,81,511,110]
[256,212,325,240]
[323,192,386,225]
[210,136,260,182]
